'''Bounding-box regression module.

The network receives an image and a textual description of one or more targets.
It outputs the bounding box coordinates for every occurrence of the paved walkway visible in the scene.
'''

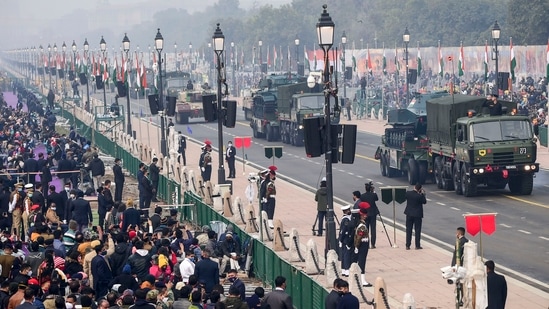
[181,115,549,308]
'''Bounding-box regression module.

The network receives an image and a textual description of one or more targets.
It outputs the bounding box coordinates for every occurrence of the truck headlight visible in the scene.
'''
[478,168,484,174]
[473,169,478,174]
[530,165,537,170]
[524,165,531,171]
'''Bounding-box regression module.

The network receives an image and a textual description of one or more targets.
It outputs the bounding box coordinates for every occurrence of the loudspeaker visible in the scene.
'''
[223,100,237,128]
[202,94,217,122]
[116,81,127,97]
[408,68,417,84]
[261,63,267,73]
[50,67,56,76]
[95,75,104,90]
[58,69,65,79]
[297,64,304,76]
[303,117,324,157]
[79,73,87,85]
[330,124,341,164]
[45,67,50,74]
[498,72,509,90]
[341,124,357,164]
[345,67,352,80]
[166,96,177,116]
[68,70,75,81]
[148,94,159,115]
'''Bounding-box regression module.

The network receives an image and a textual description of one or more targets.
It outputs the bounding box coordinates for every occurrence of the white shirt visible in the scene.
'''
[179,258,195,283]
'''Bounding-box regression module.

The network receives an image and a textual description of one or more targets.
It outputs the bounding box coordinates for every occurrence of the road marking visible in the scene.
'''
[348,172,355,176]
[539,236,549,241]
[436,202,445,206]
[450,207,460,211]
[518,229,531,235]
[503,195,549,209]
[500,224,512,228]
[357,175,364,178]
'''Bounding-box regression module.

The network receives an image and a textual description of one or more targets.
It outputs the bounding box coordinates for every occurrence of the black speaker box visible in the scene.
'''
[408,68,417,84]
[303,117,324,158]
[95,75,104,90]
[116,81,127,97]
[148,94,159,115]
[297,64,304,76]
[341,124,357,164]
[202,94,217,122]
[498,72,510,90]
[58,69,65,79]
[166,96,177,117]
[79,73,88,85]
[223,100,237,128]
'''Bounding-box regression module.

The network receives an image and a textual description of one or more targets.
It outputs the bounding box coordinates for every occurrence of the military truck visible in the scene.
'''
[375,91,449,184]
[427,94,538,196]
[249,74,305,141]
[174,89,214,124]
[242,88,259,120]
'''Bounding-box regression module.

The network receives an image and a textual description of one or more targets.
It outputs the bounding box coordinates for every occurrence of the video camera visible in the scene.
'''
[365,181,374,192]
[440,265,466,284]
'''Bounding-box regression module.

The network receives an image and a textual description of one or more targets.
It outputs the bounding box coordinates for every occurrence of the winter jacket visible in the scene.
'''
[127,249,151,280]
[315,186,328,212]
[223,297,248,309]
[109,242,132,277]
[88,157,105,177]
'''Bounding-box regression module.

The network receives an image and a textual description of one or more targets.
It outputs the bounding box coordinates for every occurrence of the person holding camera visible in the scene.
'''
[360,182,380,249]
[404,184,427,250]
[314,177,327,237]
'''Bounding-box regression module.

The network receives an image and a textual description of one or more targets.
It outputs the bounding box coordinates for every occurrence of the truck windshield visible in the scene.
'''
[166,78,186,88]
[470,119,533,142]
[298,96,324,109]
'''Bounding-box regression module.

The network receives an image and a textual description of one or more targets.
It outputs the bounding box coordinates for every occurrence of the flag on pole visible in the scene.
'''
[395,47,400,74]
[304,45,310,71]
[267,46,271,67]
[458,42,464,77]
[135,52,141,89]
[352,54,356,72]
[313,49,317,71]
[102,56,109,86]
[141,55,147,89]
[417,45,422,77]
[546,38,549,80]
[112,56,118,84]
[382,48,387,75]
[510,37,516,82]
[438,41,444,77]
[273,46,278,70]
[367,45,373,75]
[484,41,489,81]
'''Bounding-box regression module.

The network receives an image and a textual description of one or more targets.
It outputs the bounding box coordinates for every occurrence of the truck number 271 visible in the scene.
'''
[519,147,527,154]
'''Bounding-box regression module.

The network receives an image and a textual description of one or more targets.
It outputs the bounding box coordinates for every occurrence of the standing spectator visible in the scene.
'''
[177,132,186,166]
[103,180,114,213]
[137,163,146,209]
[193,249,219,294]
[226,269,246,301]
[148,158,160,202]
[325,278,343,309]
[127,241,152,280]
[112,158,124,203]
[122,200,140,232]
[69,190,93,232]
[451,227,469,267]
[245,287,265,309]
[109,233,132,277]
[91,241,113,299]
[336,280,359,309]
[23,153,39,185]
[179,250,195,284]
[360,182,379,249]
[97,187,107,231]
[262,276,293,309]
[225,140,236,179]
[31,184,45,213]
[485,260,507,309]
[14,288,35,309]
[46,185,64,221]
[140,170,153,210]
[222,286,247,309]
[314,177,327,237]
[88,153,105,190]
[148,206,162,232]
[404,184,427,250]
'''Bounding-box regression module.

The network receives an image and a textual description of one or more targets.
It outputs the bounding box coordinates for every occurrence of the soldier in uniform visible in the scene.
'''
[263,166,277,229]
[22,185,34,242]
[177,131,187,166]
[225,140,236,179]
[199,141,213,182]
[258,169,269,213]
[360,182,380,249]
[338,205,354,277]
[354,207,372,287]
[9,183,25,239]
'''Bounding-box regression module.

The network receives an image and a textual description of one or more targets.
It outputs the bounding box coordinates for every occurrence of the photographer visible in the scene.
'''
[360,182,380,249]
[404,184,427,250]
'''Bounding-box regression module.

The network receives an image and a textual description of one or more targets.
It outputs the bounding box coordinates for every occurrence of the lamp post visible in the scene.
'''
[62,42,67,99]
[403,27,410,106]
[54,44,58,92]
[316,4,337,253]
[231,42,236,95]
[99,36,107,112]
[123,33,132,136]
[294,35,300,74]
[213,23,226,184]
[48,44,52,89]
[71,41,77,100]
[155,28,167,157]
[258,39,262,76]
[491,20,501,93]
[174,42,178,71]
[83,39,90,112]
[341,31,347,104]
[40,45,44,87]
[208,42,212,84]
[189,42,193,71]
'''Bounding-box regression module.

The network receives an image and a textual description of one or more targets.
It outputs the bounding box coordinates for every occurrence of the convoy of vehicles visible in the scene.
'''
[375,93,539,196]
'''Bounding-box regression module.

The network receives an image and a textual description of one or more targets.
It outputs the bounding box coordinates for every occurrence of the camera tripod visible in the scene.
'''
[312,211,340,236]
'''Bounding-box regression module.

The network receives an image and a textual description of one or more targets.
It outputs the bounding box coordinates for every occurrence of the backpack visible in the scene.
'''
[188,304,203,309]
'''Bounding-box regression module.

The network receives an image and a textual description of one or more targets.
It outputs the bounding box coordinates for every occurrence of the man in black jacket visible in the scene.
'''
[88,153,105,190]
[46,185,65,221]
[360,182,380,249]
[109,233,132,277]
[485,260,507,309]
[112,158,124,202]
[139,169,153,210]
[70,190,93,232]
[122,201,140,232]
[194,249,219,293]
[91,242,113,299]
[148,158,160,202]
[127,241,151,281]
[404,184,427,250]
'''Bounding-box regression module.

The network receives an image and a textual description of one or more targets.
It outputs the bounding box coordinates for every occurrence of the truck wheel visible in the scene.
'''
[434,157,443,189]
[380,155,387,177]
[519,174,534,195]
[461,165,477,197]
[418,161,428,185]
[244,110,252,121]
[266,124,273,142]
[272,126,280,141]
[453,163,463,195]
[294,130,304,146]
[441,162,454,191]
[385,154,397,178]
[407,158,418,185]
[253,125,259,138]
[181,113,190,124]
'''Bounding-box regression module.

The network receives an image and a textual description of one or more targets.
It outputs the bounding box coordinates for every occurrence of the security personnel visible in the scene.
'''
[9,183,25,238]
[404,184,427,250]
[178,131,187,166]
[360,182,380,249]
[225,140,236,178]
[199,142,213,182]
[22,186,34,242]
[338,205,354,277]
[263,166,277,229]
[258,169,269,213]
[354,207,372,287]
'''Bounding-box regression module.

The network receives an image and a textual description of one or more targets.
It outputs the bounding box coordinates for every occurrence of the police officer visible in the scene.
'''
[225,140,236,178]
[354,207,372,287]
[338,205,354,277]
[199,142,213,182]
[360,182,380,249]
[263,166,277,229]
[178,131,187,166]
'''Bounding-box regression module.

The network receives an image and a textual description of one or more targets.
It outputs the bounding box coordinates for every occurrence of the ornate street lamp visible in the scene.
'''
[155,28,167,157]
[83,38,90,112]
[123,33,132,135]
[316,4,337,253]
[62,42,67,99]
[294,35,300,75]
[403,27,410,106]
[491,20,501,92]
[258,39,263,75]
[213,23,226,184]
[341,31,347,106]
[100,36,107,111]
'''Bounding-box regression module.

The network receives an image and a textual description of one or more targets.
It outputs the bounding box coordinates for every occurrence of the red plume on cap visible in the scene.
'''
[204,140,212,145]
[359,201,370,210]
[268,165,277,175]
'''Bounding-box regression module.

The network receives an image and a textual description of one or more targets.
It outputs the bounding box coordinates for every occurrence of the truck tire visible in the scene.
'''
[407,158,418,185]
[385,154,398,178]
[461,164,477,197]
[434,157,444,189]
[294,129,303,146]
[418,161,428,185]
[180,113,190,124]
[441,162,454,191]
[266,124,273,141]
[453,163,463,195]
[509,174,533,195]
[253,124,259,138]
[380,155,387,177]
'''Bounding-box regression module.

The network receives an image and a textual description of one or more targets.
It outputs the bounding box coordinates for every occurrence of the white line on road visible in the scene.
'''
[436,202,446,206]
[500,224,512,228]
[357,175,364,178]
[539,236,549,241]
[450,207,461,211]
[518,229,532,235]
